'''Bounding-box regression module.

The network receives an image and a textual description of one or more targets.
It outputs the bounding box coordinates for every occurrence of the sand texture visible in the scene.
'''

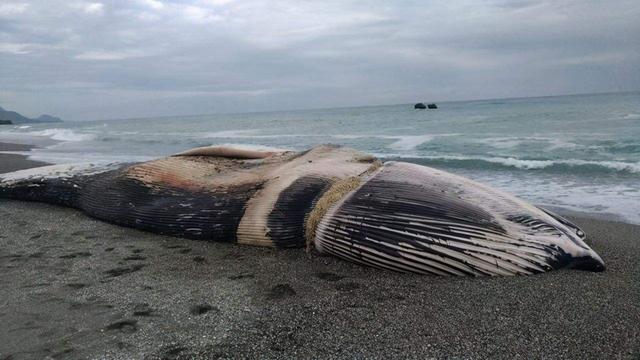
[0,155,639,359]
[0,143,49,173]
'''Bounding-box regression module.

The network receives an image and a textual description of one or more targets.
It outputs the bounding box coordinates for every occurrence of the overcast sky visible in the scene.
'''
[0,0,638,121]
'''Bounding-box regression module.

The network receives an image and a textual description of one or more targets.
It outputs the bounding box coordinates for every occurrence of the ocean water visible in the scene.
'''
[1,92,639,223]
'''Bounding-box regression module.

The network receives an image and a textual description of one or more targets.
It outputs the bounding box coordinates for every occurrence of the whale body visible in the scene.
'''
[0,145,605,276]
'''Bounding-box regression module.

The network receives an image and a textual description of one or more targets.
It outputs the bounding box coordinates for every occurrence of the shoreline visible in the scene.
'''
[0,199,638,358]
[0,142,50,173]
[0,142,638,358]
[1,140,636,226]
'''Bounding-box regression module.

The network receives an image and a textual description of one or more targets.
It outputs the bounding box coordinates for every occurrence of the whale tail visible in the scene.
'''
[0,161,261,242]
[0,163,123,208]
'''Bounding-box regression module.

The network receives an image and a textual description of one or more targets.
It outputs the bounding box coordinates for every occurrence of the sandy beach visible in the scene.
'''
[0,143,49,173]
[3,0,639,357]
[0,147,639,359]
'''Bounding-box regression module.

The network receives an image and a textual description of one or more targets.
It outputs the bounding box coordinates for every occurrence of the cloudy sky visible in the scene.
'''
[0,0,638,121]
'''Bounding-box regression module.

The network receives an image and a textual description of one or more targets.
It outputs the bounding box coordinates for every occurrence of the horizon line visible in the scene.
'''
[70,89,639,123]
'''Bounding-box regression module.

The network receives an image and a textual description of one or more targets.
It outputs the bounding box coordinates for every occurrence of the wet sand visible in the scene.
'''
[0,143,49,172]
[0,150,639,359]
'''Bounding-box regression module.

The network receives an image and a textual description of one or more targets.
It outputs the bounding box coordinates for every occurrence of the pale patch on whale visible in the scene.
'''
[0,145,605,276]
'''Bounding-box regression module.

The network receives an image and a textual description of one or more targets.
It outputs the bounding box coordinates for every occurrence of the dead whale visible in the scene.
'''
[0,145,605,276]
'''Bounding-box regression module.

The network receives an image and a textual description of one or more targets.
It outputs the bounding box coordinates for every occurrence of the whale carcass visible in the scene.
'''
[0,145,605,276]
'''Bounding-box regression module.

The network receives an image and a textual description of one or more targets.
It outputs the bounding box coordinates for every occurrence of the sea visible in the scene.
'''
[1,91,639,224]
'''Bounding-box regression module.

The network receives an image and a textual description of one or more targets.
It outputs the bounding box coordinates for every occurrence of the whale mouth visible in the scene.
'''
[568,251,606,272]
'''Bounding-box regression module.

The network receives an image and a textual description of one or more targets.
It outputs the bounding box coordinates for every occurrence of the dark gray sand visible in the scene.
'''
[0,142,49,172]
[0,143,36,152]
[1,157,639,359]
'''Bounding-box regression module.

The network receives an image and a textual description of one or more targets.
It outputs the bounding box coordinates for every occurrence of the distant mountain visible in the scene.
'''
[0,106,63,123]
[34,114,63,123]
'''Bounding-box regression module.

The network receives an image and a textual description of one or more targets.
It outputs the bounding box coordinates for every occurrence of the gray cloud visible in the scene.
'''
[0,0,638,120]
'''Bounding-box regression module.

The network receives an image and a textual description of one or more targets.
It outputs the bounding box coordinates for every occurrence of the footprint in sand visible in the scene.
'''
[335,282,361,291]
[315,272,344,282]
[228,273,255,280]
[123,255,146,261]
[156,345,190,359]
[59,251,92,259]
[192,256,206,263]
[66,283,88,289]
[189,304,218,315]
[105,319,138,333]
[267,284,296,300]
[132,303,154,316]
[104,264,145,277]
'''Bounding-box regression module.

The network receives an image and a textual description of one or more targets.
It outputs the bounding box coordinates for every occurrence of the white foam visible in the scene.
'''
[480,137,525,149]
[476,136,580,151]
[377,153,640,173]
[0,130,57,147]
[200,132,440,150]
[387,135,435,150]
[332,135,366,139]
[622,113,640,120]
[201,130,259,138]
[28,128,96,142]
[545,138,580,151]
[490,158,640,173]
[487,157,554,169]
[201,130,326,139]
[466,173,640,224]
[334,134,436,150]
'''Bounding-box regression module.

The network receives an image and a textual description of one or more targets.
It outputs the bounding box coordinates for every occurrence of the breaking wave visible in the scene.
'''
[383,154,640,174]
[621,113,640,120]
[28,128,97,142]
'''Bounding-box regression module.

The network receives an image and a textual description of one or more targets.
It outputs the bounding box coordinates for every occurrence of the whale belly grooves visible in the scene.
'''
[0,162,124,207]
[314,161,605,275]
[0,145,605,276]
